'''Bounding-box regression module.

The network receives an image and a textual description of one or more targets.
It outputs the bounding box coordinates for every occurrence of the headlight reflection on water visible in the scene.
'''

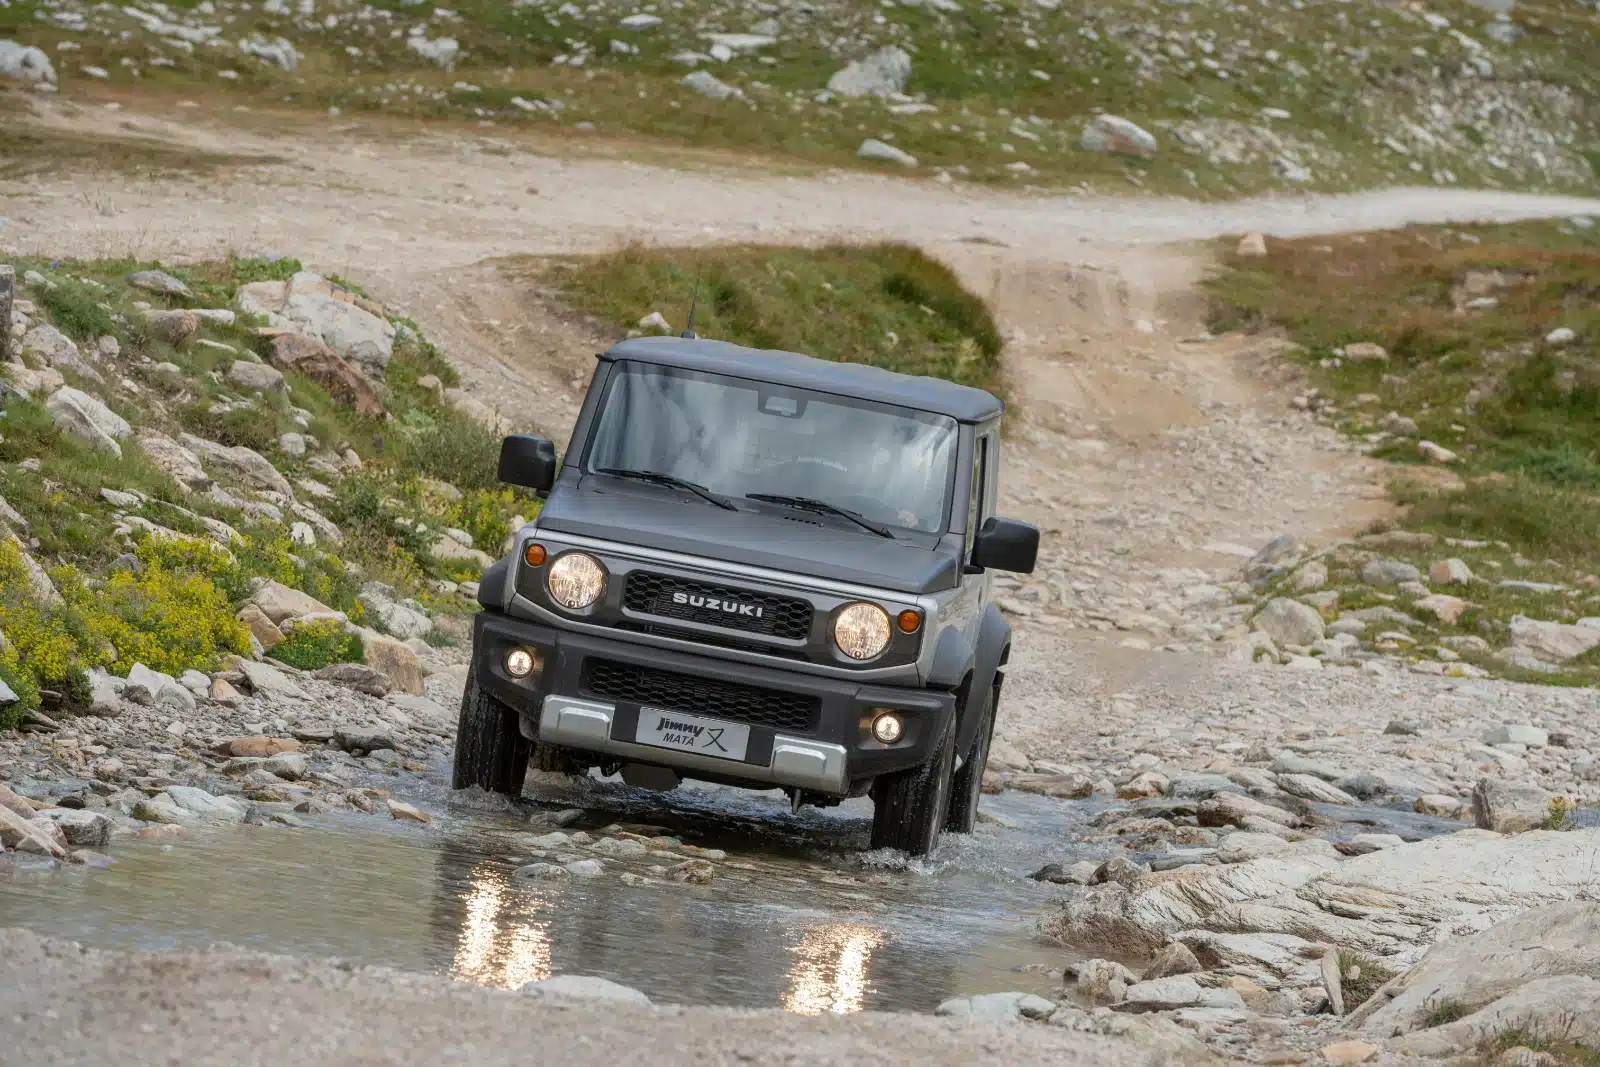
[451,865,552,990]
[781,923,886,1016]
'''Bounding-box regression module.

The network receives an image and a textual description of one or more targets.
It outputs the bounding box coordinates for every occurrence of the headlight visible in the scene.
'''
[547,552,606,609]
[833,602,891,660]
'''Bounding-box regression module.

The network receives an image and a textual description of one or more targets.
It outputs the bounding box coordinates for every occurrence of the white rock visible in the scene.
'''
[857,139,917,167]
[46,387,132,457]
[227,360,287,394]
[1484,725,1548,748]
[1543,327,1576,345]
[1252,597,1325,646]
[237,272,394,376]
[826,45,911,98]
[681,70,739,99]
[1509,616,1600,662]
[0,40,57,84]
[619,13,661,29]
[1080,115,1157,159]
[1121,975,1244,1012]
[127,663,196,714]
[407,35,459,66]
[520,975,651,1004]
[934,992,1058,1021]
[162,786,248,824]
[1418,440,1458,464]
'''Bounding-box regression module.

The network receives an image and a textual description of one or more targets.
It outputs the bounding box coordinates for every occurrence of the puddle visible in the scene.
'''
[0,774,1092,1014]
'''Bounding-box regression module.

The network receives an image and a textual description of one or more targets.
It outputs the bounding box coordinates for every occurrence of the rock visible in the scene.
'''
[1354,902,1600,1052]
[680,70,739,99]
[239,273,395,377]
[666,858,714,884]
[1320,1041,1379,1065]
[0,805,66,857]
[1430,559,1474,585]
[1509,616,1600,662]
[6,536,62,604]
[1346,833,1404,854]
[1253,598,1326,646]
[179,669,210,697]
[0,362,66,399]
[1030,861,1099,885]
[1319,949,1345,1016]
[334,726,395,755]
[313,663,391,697]
[38,808,113,847]
[935,992,1058,1022]
[0,39,56,85]
[1237,233,1268,258]
[1472,779,1555,834]
[1276,774,1356,805]
[857,139,917,167]
[1120,975,1244,1012]
[126,270,190,296]
[1486,725,1549,748]
[1361,559,1421,586]
[260,753,307,781]
[1290,561,1328,592]
[127,663,196,714]
[387,799,430,823]
[1416,794,1466,817]
[210,678,243,705]
[1092,856,1150,888]
[565,859,605,878]
[1415,594,1468,625]
[520,975,651,1005]
[359,585,434,640]
[46,387,131,457]
[429,536,492,569]
[136,433,212,492]
[268,333,386,419]
[163,786,248,824]
[826,45,911,98]
[235,660,307,699]
[1199,792,1299,829]
[1543,327,1576,345]
[1081,114,1157,159]
[1380,412,1419,436]
[1418,440,1458,464]
[249,581,334,626]
[1144,941,1202,980]
[22,325,91,377]
[227,360,287,394]
[237,603,285,649]
[1342,343,1388,362]
[1012,773,1096,799]
[1216,832,1295,863]
[179,434,292,497]
[512,862,570,880]
[1116,771,1169,800]
[362,632,425,696]
[142,309,199,346]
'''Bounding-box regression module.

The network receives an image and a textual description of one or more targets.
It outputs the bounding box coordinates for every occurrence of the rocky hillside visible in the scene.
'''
[3,0,1598,195]
[0,256,533,731]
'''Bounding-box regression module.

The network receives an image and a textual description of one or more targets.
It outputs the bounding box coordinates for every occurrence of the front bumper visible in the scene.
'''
[473,610,955,796]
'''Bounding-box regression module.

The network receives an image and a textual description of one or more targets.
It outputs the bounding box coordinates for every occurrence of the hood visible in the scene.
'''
[534,478,961,595]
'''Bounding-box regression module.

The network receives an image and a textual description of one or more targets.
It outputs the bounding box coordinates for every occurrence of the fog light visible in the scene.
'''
[505,648,537,678]
[871,712,904,744]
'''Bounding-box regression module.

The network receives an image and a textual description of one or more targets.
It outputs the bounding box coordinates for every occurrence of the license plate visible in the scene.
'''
[634,707,750,762]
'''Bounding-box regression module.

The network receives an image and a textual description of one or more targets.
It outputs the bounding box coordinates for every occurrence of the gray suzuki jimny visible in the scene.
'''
[457,335,1038,855]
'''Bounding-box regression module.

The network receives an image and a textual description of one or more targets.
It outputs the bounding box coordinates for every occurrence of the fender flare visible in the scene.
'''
[477,553,513,610]
[955,603,1012,757]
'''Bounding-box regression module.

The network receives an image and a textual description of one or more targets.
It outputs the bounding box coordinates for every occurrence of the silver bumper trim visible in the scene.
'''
[538,695,849,795]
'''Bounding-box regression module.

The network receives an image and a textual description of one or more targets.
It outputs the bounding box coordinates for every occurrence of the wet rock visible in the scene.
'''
[935,992,1057,1022]
[1198,792,1299,829]
[1472,779,1555,834]
[37,809,112,848]
[1092,856,1150,888]
[666,858,714,884]
[1029,860,1099,885]
[565,859,605,878]
[1081,114,1157,159]
[1013,772,1096,799]
[1275,774,1356,806]
[520,975,651,1005]
[68,849,117,868]
[1143,941,1201,980]
[387,799,430,824]
[0,805,66,857]
[46,387,131,457]
[1215,831,1298,864]
[513,862,570,880]
[589,837,648,857]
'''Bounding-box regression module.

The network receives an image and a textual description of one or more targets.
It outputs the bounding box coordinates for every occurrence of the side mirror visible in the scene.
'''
[970,516,1039,574]
[498,435,557,495]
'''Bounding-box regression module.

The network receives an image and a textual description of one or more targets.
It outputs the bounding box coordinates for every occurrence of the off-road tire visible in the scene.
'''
[946,678,999,833]
[532,742,589,776]
[452,673,533,797]
[869,715,956,857]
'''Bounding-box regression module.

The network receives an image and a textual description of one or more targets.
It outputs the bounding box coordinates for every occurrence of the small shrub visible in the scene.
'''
[40,280,117,341]
[441,487,517,553]
[1545,795,1578,831]
[1424,1000,1471,1028]
[0,641,41,726]
[272,618,364,671]
[390,408,503,491]
[230,256,303,287]
[177,400,281,453]
[1337,951,1395,1010]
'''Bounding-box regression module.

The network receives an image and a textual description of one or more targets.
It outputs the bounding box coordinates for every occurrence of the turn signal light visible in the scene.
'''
[523,542,547,567]
[896,609,922,634]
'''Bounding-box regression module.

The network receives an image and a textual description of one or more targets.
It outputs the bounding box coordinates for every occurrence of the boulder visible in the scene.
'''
[857,139,917,167]
[126,270,190,296]
[1508,616,1600,663]
[0,805,66,857]
[826,45,911,98]
[237,603,285,649]
[1119,975,1245,1012]
[226,360,287,394]
[313,663,392,697]
[22,324,96,380]
[358,585,433,640]
[5,534,61,604]
[1252,597,1325,646]
[1343,343,1389,362]
[1144,942,1202,979]
[38,808,113,847]
[1353,902,1600,1053]
[234,660,307,699]
[362,632,425,696]
[1429,559,1474,585]
[0,362,66,398]
[179,434,292,497]
[1236,233,1268,258]
[1472,779,1555,834]
[142,309,199,346]
[1198,792,1301,829]
[240,273,395,377]
[127,663,196,714]
[680,70,739,100]
[1081,115,1158,159]
[430,536,493,569]
[161,786,248,824]
[934,992,1058,1022]
[1361,559,1421,586]
[335,725,397,755]
[0,39,57,85]
[1414,594,1468,625]
[46,387,131,457]
[136,432,213,492]
[268,333,386,418]
[1275,773,1356,806]
[248,580,335,625]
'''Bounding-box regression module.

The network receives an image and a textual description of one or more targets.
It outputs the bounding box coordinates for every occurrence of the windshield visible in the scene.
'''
[583,362,959,534]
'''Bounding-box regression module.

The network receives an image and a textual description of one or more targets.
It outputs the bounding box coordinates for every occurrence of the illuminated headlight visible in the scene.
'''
[833,602,891,661]
[547,552,607,609]
[505,648,538,678]
[871,712,903,743]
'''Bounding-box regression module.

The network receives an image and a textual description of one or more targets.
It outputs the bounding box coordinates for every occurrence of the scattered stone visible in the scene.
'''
[1543,327,1576,345]
[681,70,739,99]
[1415,594,1469,625]
[520,975,651,1005]
[1430,558,1474,585]
[126,270,190,296]
[227,360,287,394]
[857,139,917,167]
[1081,114,1157,159]
[1418,440,1458,464]
[1237,233,1268,258]
[935,992,1058,1022]
[1342,343,1388,362]
[1472,778,1555,834]
[387,799,430,823]
[827,45,911,98]
[1253,598,1326,646]
[1361,559,1421,586]
[46,387,132,457]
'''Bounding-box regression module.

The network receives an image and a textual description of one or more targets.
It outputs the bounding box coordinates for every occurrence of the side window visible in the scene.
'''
[965,435,988,555]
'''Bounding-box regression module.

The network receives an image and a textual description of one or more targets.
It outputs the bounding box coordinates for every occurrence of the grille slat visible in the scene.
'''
[622,572,811,641]
[583,660,818,733]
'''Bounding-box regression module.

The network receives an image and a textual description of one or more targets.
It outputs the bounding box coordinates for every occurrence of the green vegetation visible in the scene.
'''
[545,243,1004,394]
[0,255,533,714]
[1471,1031,1600,1067]
[1337,951,1395,1011]
[3,0,1595,194]
[1424,1000,1472,1028]
[1545,795,1579,831]
[271,618,366,672]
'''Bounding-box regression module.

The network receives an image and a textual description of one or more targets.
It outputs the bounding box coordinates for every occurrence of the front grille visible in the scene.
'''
[613,621,808,660]
[584,659,819,733]
[622,572,811,641]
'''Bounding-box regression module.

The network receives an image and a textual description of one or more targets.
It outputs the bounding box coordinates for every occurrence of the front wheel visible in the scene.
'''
[946,679,998,834]
[452,673,533,797]
[869,715,956,857]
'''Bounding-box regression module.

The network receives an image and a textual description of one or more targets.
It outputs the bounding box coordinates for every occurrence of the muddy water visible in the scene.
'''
[0,764,1482,1015]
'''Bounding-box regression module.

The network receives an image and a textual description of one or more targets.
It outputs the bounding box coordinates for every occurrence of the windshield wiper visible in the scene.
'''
[595,468,737,511]
[745,494,895,539]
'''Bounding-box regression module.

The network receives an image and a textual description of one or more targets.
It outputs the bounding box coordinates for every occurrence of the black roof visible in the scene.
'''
[598,336,1003,423]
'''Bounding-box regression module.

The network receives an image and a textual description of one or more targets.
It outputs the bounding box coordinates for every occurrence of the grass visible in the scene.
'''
[1424,999,1472,1029]
[1208,218,1600,684]
[1469,1031,1600,1067]
[544,242,1005,395]
[0,93,272,179]
[2,0,1596,195]
[271,619,365,671]
[1338,951,1395,1011]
